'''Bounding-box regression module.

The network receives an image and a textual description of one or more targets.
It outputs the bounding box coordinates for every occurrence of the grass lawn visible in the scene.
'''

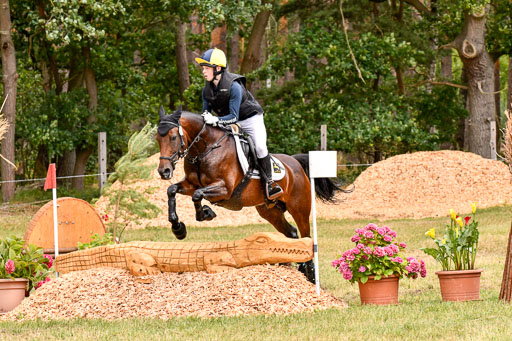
[1,204,512,340]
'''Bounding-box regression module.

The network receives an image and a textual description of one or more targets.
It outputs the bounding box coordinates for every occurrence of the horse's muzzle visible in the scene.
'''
[158,167,173,180]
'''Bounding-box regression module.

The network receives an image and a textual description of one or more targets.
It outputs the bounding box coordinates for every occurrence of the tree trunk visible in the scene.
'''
[210,24,227,52]
[57,150,76,188]
[175,18,190,101]
[395,66,405,95]
[499,221,512,302]
[229,30,240,73]
[0,0,17,202]
[240,6,271,75]
[441,54,452,79]
[508,57,512,112]
[450,11,495,159]
[72,45,97,190]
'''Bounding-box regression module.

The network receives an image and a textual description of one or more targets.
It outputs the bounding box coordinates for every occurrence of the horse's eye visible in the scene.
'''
[171,136,177,141]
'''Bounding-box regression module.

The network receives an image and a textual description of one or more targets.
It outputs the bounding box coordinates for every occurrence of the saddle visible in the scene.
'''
[228,124,285,182]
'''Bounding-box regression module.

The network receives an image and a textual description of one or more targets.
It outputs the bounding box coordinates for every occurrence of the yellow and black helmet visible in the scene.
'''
[195,48,227,68]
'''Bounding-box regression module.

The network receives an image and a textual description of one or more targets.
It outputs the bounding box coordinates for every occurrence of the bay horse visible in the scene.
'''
[156,106,345,281]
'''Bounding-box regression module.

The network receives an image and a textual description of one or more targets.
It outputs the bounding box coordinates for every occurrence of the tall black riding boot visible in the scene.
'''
[258,155,283,200]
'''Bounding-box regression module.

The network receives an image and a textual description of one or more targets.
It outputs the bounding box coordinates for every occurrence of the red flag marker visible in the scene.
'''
[44,163,56,191]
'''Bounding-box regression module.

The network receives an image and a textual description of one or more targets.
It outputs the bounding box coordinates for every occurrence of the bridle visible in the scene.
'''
[159,119,223,168]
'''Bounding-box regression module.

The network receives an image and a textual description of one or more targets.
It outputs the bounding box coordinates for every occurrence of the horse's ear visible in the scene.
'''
[175,104,182,115]
[159,105,166,120]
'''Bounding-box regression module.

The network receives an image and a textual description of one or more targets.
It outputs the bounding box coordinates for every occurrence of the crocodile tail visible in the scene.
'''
[54,245,127,273]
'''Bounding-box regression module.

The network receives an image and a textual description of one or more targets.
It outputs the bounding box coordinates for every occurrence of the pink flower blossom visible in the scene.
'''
[392,257,403,263]
[388,230,397,238]
[373,247,385,257]
[365,223,377,231]
[342,269,353,280]
[356,243,365,249]
[364,231,374,239]
[44,254,53,268]
[351,247,361,255]
[351,235,361,243]
[4,259,15,274]
[377,227,386,236]
[346,254,356,261]
[363,247,373,255]
[358,266,366,272]
[383,247,394,256]
[420,260,427,278]
[383,235,392,242]
[383,226,391,233]
[355,228,364,235]
[399,242,407,249]
[389,244,399,253]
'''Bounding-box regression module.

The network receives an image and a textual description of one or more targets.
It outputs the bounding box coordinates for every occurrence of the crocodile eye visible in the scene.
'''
[256,237,267,244]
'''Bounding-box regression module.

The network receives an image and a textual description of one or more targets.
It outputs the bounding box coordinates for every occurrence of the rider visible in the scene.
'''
[195,47,283,201]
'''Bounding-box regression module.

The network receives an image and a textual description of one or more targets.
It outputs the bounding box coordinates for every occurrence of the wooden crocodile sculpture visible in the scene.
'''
[55,232,313,276]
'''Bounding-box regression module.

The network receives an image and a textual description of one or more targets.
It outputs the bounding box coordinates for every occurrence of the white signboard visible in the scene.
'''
[309,151,337,178]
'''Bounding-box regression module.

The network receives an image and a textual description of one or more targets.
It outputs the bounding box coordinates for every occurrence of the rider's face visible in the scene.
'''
[202,66,215,82]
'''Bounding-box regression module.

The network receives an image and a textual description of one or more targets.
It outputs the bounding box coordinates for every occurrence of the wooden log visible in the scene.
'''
[499,220,512,302]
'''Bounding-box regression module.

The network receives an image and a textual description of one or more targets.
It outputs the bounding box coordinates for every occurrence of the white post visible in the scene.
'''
[310,177,320,294]
[308,151,337,296]
[98,132,107,190]
[321,125,327,151]
[52,187,59,277]
[490,120,496,160]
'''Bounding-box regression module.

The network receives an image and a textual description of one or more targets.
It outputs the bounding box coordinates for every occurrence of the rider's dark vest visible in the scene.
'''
[203,71,263,121]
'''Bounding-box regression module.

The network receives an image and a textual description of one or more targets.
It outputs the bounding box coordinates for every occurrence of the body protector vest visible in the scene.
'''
[203,72,263,121]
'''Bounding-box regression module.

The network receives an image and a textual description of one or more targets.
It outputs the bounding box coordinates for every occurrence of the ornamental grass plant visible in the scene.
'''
[0,236,54,292]
[331,223,426,284]
[422,203,479,270]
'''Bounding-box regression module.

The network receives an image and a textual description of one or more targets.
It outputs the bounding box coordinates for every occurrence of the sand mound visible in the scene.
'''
[95,151,512,227]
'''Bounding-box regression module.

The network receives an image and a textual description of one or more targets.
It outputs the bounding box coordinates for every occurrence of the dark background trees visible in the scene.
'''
[0,0,511,201]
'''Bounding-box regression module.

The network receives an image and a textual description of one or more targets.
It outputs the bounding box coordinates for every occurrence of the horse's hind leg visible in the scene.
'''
[255,204,298,239]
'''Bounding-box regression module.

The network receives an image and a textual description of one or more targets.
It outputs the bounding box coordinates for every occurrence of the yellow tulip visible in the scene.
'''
[442,239,446,244]
[425,228,436,239]
[471,202,477,214]
[455,227,459,237]
[456,217,463,228]
[449,209,456,221]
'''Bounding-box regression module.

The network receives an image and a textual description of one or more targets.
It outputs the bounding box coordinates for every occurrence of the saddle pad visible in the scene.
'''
[232,128,285,181]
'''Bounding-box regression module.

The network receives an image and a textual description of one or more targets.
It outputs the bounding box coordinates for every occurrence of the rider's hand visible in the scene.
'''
[202,111,219,126]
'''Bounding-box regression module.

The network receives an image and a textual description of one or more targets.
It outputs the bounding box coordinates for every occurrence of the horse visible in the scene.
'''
[156,105,346,281]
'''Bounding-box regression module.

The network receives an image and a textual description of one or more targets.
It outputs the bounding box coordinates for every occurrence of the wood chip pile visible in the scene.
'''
[95,150,512,226]
[0,266,345,321]
[316,150,512,220]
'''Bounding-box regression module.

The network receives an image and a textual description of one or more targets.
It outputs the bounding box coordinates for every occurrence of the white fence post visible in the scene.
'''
[98,132,107,190]
[490,120,496,160]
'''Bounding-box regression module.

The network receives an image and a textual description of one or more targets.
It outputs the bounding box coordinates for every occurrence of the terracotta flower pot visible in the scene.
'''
[435,269,483,302]
[358,275,399,305]
[0,278,28,314]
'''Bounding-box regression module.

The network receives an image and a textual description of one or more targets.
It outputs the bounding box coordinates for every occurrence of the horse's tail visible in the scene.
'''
[292,153,352,203]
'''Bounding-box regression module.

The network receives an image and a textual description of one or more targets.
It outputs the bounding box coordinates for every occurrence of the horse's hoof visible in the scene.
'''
[172,222,187,240]
[298,261,316,284]
[196,205,217,221]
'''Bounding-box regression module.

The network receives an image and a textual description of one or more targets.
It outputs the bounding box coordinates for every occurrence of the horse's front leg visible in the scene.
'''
[167,179,196,239]
[192,181,229,222]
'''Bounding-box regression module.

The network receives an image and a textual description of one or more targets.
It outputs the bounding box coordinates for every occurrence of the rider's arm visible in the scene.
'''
[202,87,210,113]
[218,82,242,125]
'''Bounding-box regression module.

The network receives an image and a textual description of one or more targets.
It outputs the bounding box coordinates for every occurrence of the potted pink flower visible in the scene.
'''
[332,223,426,305]
[1,236,54,313]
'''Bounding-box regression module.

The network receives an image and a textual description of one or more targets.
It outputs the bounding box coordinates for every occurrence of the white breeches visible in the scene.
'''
[238,113,268,158]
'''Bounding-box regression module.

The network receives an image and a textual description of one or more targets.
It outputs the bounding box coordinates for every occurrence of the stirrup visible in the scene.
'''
[266,181,283,200]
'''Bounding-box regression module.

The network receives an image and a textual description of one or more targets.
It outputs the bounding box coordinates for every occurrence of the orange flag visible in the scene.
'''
[44,163,56,191]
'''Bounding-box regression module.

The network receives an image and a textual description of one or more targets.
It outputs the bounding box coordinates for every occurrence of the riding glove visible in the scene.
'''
[201,111,219,126]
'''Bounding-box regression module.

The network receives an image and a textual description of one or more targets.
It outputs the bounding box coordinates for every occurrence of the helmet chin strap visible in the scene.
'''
[213,67,224,81]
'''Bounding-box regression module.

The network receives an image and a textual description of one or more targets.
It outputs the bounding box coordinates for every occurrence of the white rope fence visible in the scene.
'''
[0,172,115,184]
